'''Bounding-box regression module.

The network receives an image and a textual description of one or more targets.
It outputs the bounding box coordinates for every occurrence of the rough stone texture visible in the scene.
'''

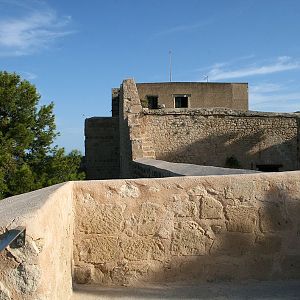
[171,221,209,256]
[200,195,223,219]
[78,236,121,263]
[226,205,258,233]
[0,183,74,300]
[73,171,300,286]
[0,281,10,300]
[118,79,145,178]
[1,171,300,296]
[73,265,93,284]
[143,109,299,171]
[11,264,41,294]
[85,79,300,180]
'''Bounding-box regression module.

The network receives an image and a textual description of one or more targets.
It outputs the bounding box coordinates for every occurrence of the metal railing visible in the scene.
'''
[0,226,26,252]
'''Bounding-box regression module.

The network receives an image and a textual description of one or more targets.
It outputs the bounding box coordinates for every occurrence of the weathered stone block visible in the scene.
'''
[11,264,41,294]
[111,266,131,286]
[226,205,258,233]
[200,195,223,219]
[138,202,164,236]
[121,237,152,260]
[156,211,174,239]
[170,195,197,217]
[119,184,140,198]
[151,238,168,261]
[171,221,210,256]
[259,202,289,232]
[210,233,255,256]
[74,265,93,284]
[79,204,124,234]
[78,236,121,263]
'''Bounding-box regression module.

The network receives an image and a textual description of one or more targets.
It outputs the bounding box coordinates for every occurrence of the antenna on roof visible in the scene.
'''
[203,75,208,82]
[169,50,172,82]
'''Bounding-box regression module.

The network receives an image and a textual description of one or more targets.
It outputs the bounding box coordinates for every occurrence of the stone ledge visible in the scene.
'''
[143,107,299,118]
[134,158,258,177]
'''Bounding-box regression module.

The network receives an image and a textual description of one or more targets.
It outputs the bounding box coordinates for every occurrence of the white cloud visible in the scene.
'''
[206,56,300,81]
[250,92,300,112]
[249,82,300,112]
[250,83,282,93]
[154,19,214,37]
[0,5,73,56]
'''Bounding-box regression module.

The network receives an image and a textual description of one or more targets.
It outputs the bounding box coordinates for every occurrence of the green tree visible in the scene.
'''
[0,71,85,199]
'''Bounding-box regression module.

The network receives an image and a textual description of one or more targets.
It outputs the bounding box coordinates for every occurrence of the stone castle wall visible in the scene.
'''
[136,82,248,110]
[0,183,74,300]
[85,79,300,179]
[142,109,299,171]
[1,172,300,297]
[85,117,120,179]
[73,172,300,286]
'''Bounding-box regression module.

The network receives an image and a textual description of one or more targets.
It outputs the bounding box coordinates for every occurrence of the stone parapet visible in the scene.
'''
[132,158,258,178]
[1,171,300,297]
[73,171,300,286]
[0,183,74,300]
[143,107,300,118]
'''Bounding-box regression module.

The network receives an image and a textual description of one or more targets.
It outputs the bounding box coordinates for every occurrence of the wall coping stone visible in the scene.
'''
[143,108,300,118]
[134,158,258,177]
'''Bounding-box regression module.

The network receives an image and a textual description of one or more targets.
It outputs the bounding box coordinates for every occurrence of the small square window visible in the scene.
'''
[174,95,189,108]
[146,96,158,109]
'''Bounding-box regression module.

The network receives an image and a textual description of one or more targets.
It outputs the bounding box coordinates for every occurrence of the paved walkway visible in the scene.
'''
[72,280,300,299]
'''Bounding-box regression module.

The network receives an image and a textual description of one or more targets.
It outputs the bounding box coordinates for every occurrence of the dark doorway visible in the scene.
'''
[256,164,282,172]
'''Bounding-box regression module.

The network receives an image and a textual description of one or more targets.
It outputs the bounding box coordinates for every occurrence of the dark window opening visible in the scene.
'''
[147,96,158,109]
[175,96,189,108]
[256,164,283,172]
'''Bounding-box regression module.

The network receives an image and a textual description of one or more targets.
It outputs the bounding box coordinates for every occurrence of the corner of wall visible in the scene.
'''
[119,79,156,178]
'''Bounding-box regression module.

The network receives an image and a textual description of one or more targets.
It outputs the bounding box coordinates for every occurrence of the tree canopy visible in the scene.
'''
[0,71,85,199]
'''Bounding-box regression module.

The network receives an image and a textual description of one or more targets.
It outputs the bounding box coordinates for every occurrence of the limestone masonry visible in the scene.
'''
[1,172,300,299]
[85,79,300,179]
[1,79,300,299]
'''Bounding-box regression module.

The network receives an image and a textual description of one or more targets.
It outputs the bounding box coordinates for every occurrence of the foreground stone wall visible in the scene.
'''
[73,172,300,286]
[1,171,300,296]
[143,109,299,171]
[0,183,74,300]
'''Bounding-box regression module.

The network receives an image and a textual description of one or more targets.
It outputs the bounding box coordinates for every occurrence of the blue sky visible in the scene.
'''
[1,0,300,153]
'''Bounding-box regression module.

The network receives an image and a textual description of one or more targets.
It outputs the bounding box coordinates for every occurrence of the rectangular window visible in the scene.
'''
[174,95,189,108]
[146,96,158,109]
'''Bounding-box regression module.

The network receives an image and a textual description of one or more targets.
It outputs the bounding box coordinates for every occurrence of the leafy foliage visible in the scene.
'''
[0,71,85,199]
